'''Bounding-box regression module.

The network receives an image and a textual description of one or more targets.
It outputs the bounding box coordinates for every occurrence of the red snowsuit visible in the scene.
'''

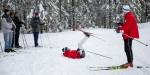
[63,50,81,59]
[120,12,139,39]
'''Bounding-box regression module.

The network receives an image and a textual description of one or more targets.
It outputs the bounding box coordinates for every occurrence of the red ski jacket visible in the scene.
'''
[120,12,139,39]
[63,50,81,59]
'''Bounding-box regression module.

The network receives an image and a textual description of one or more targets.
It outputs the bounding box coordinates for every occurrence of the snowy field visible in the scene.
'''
[0,22,150,75]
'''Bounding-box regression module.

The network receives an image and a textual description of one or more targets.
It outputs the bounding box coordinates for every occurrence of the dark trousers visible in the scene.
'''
[33,32,39,47]
[12,27,20,47]
[123,38,133,63]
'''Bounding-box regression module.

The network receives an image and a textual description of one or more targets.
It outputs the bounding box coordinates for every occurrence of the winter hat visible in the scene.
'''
[122,5,130,12]
[62,47,69,52]
[34,12,39,16]
[3,9,10,14]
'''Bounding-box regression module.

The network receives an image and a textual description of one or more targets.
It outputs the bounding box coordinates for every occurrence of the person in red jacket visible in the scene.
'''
[62,31,90,59]
[62,47,85,59]
[118,5,139,68]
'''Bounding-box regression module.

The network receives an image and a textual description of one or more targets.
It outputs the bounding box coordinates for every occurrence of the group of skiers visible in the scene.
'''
[1,9,20,52]
[1,8,42,52]
[1,4,140,68]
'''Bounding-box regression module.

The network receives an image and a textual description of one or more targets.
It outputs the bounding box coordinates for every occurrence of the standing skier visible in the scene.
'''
[1,9,16,52]
[11,12,25,48]
[30,12,42,47]
[117,5,139,68]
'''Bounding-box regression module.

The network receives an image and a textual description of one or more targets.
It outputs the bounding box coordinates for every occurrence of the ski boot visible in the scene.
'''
[80,50,85,58]
[120,62,133,68]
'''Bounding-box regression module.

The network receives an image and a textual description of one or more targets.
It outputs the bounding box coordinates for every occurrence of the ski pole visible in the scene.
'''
[39,32,43,47]
[0,42,3,52]
[22,33,29,49]
[23,33,29,48]
[22,33,26,49]
[86,50,112,59]
[78,36,89,50]
[90,34,106,42]
[122,33,148,46]
[21,26,29,48]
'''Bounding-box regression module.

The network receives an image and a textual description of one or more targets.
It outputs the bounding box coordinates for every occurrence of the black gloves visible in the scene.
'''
[11,25,16,31]
[115,27,120,33]
[115,23,123,33]
[117,23,123,26]
[83,32,90,37]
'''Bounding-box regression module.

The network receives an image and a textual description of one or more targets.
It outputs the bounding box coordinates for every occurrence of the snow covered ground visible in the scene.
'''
[0,22,150,75]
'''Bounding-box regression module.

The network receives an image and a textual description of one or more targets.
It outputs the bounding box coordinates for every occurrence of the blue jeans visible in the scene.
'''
[3,32,13,49]
[33,32,39,47]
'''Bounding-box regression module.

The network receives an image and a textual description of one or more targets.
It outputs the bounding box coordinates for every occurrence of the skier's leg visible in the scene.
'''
[11,32,15,47]
[128,38,133,63]
[34,32,39,47]
[78,36,88,58]
[33,32,36,47]
[124,39,131,63]
[78,36,89,50]
[122,39,133,68]
[3,33,9,50]
[15,28,20,47]
[9,32,13,49]
[36,32,39,46]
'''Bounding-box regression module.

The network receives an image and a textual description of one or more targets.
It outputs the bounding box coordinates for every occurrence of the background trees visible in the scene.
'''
[0,0,150,32]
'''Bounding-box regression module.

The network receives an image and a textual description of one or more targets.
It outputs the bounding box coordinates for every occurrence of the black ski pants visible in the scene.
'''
[123,38,133,63]
[12,27,21,47]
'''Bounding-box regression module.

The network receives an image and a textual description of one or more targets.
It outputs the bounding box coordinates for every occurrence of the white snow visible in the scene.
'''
[0,22,150,75]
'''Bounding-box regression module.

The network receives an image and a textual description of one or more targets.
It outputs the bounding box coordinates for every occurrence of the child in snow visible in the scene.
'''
[62,31,90,59]
[62,47,85,59]
[117,5,139,68]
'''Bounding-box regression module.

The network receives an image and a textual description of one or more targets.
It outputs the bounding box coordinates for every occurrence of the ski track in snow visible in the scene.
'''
[0,22,150,75]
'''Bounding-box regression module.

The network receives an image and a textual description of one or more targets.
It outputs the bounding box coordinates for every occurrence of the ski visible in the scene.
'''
[88,65,150,71]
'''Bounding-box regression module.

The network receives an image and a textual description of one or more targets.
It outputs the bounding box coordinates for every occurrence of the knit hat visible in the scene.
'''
[122,5,130,12]
[62,47,69,52]
[34,12,39,16]
[3,9,10,14]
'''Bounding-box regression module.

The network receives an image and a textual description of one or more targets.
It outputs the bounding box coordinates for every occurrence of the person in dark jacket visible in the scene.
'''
[30,12,42,47]
[11,12,25,48]
[118,5,139,68]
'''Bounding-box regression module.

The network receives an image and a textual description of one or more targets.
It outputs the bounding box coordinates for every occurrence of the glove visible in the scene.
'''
[117,23,123,26]
[11,26,16,31]
[83,32,90,37]
[115,27,120,33]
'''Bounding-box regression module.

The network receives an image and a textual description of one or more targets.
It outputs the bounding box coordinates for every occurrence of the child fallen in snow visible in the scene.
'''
[62,30,90,59]
[62,47,85,59]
